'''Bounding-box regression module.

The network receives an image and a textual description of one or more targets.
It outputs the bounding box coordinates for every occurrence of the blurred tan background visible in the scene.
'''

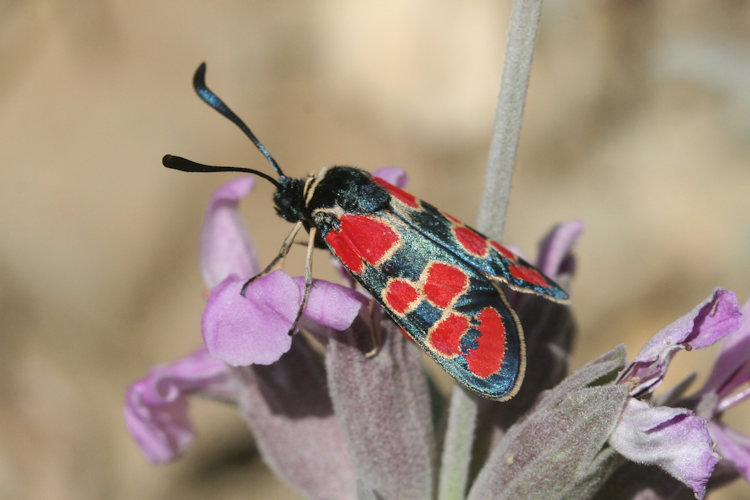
[2,0,750,498]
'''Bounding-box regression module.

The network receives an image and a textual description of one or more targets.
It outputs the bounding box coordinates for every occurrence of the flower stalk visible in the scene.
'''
[440,1,545,498]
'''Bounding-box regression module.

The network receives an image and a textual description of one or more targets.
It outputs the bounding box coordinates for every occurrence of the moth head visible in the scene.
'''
[273,177,306,223]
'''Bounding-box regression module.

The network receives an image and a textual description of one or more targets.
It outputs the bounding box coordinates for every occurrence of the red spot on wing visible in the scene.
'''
[326,230,364,273]
[423,262,468,308]
[454,227,488,257]
[341,215,399,265]
[372,177,419,208]
[490,240,517,260]
[384,279,419,314]
[464,307,507,378]
[429,313,470,357]
[509,264,549,287]
[327,215,399,274]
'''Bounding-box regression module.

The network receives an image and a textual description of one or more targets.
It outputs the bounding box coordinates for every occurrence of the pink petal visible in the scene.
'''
[619,288,741,396]
[200,177,259,287]
[123,349,229,463]
[609,399,718,499]
[202,271,297,366]
[292,277,367,330]
[373,167,408,188]
[684,289,742,349]
[701,300,750,396]
[639,288,739,353]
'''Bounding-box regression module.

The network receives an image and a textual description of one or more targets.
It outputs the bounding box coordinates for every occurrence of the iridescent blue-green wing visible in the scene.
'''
[370,176,568,303]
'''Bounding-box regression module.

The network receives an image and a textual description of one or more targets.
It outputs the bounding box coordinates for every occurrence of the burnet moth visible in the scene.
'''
[163,63,569,400]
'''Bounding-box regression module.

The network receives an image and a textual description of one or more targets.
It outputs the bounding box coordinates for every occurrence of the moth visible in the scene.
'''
[164,64,568,400]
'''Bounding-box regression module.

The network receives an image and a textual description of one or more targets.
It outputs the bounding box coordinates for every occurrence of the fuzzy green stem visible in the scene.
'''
[438,1,543,499]
[477,0,543,239]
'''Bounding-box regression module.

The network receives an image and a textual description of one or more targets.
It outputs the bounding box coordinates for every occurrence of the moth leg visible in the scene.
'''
[364,299,382,358]
[287,226,317,336]
[241,221,303,295]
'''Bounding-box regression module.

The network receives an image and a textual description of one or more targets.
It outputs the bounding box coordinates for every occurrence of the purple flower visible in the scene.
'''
[123,349,231,463]
[689,299,750,482]
[200,176,258,288]
[125,176,365,466]
[202,272,297,365]
[203,272,366,365]
[609,399,718,498]
[617,288,741,398]
[611,288,743,498]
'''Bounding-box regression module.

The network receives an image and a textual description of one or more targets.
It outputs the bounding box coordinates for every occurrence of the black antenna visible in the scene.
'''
[162,154,282,189]
[192,63,285,178]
